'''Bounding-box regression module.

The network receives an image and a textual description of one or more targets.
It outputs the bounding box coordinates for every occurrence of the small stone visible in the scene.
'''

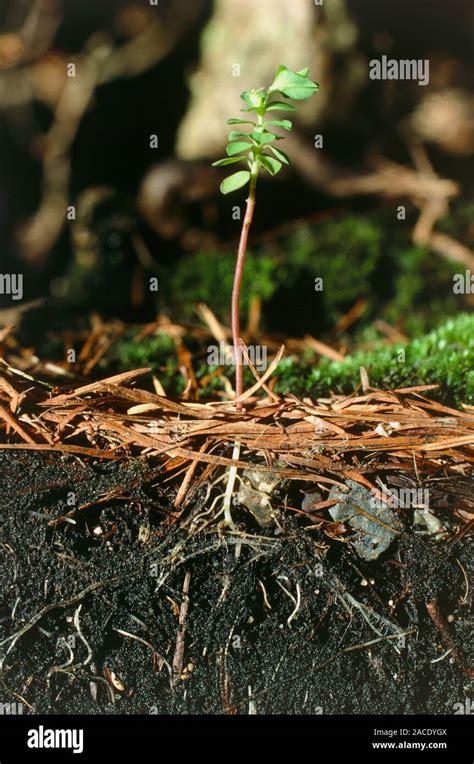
[328,480,402,561]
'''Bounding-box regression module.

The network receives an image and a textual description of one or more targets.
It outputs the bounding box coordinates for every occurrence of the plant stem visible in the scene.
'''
[231,171,257,411]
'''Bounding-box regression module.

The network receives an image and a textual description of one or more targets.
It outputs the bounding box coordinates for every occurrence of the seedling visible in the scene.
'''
[212,65,318,527]
[213,65,319,409]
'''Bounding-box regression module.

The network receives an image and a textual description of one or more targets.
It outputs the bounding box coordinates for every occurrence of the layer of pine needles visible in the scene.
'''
[0,349,473,524]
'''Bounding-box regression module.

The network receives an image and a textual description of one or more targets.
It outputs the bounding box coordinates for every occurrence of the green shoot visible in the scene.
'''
[212,65,319,410]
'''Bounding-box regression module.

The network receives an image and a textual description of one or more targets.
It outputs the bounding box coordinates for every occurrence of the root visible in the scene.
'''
[221,439,241,529]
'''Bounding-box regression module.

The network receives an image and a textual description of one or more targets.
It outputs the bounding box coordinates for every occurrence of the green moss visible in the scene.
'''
[99,331,185,395]
[437,200,474,240]
[274,314,474,406]
[103,315,474,406]
[158,212,462,338]
[163,249,278,321]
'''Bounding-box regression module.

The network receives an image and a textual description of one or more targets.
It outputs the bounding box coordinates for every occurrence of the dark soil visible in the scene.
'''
[0,451,472,715]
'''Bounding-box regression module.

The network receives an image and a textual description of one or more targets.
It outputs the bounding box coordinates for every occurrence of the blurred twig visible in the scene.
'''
[287,131,474,270]
[4,2,206,264]
[0,0,61,72]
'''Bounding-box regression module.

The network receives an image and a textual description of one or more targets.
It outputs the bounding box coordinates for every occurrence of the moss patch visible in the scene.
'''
[158,210,463,338]
[101,314,474,406]
[275,313,474,405]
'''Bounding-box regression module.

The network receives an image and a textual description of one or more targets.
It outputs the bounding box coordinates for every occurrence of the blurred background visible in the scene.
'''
[0,0,473,399]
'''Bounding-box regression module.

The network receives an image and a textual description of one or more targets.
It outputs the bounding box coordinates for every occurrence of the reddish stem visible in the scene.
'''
[231,175,257,411]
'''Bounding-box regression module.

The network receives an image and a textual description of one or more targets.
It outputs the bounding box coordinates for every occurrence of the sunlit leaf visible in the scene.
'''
[270,64,287,85]
[265,119,292,131]
[269,65,319,100]
[240,91,254,106]
[241,88,265,108]
[220,170,251,194]
[228,130,250,141]
[257,154,282,175]
[264,101,296,113]
[269,145,290,165]
[226,118,256,125]
[226,141,251,156]
[250,130,280,145]
[212,156,248,167]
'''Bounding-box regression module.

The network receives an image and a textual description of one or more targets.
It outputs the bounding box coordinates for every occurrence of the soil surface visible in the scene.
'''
[0,450,472,714]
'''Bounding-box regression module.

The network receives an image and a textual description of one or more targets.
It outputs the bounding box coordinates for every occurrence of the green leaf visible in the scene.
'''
[265,101,296,113]
[240,89,265,109]
[297,67,309,77]
[212,156,248,167]
[257,154,282,175]
[228,130,250,141]
[250,130,280,145]
[226,141,251,156]
[281,81,318,100]
[265,119,292,131]
[240,91,254,107]
[226,118,256,125]
[269,65,319,100]
[269,145,290,165]
[270,64,288,85]
[220,170,251,195]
